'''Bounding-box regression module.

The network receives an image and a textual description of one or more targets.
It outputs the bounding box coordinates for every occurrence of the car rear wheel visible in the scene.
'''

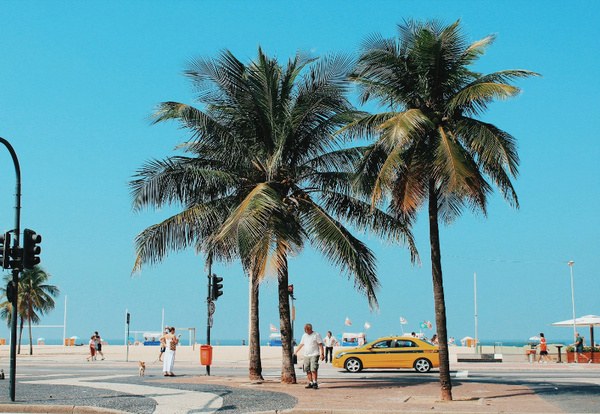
[414,358,431,373]
[344,357,363,372]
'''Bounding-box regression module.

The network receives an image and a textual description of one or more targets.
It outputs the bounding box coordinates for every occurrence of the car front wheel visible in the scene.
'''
[414,358,431,373]
[344,357,363,373]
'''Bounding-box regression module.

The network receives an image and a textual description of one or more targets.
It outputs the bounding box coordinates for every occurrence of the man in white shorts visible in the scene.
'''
[293,323,324,389]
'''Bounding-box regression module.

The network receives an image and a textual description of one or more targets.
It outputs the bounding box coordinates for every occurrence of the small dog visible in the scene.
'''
[138,361,146,377]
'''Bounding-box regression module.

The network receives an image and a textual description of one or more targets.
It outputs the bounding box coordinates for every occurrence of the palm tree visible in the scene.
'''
[131,47,417,384]
[0,266,59,355]
[347,20,539,400]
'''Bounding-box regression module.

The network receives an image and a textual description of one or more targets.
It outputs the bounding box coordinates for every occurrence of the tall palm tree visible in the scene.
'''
[131,47,417,384]
[0,266,59,355]
[347,20,539,400]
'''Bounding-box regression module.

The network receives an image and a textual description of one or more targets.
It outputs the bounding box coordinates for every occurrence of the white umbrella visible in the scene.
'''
[36,337,45,342]
[70,335,80,340]
[551,315,600,360]
[529,336,541,341]
[460,336,474,346]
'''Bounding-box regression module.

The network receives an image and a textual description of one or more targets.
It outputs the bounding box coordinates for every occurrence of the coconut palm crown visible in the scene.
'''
[346,20,540,400]
[0,266,59,355]
[130,47,417,383]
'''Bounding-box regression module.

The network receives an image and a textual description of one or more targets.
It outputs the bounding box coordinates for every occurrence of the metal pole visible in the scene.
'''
[63,296,67,351]
[474,273,478,353]
[568,261,576,339]
[126,310,130,362]
[1,137,21,402]
[206,260,212,376]
[291,295,294,346]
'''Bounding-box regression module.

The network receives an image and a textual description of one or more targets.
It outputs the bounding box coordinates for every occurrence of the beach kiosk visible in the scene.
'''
[341,332,367,347]
[267,333,282,346]
[143,332,162,346]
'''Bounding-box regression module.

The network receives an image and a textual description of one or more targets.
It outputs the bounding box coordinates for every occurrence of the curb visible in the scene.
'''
[0,405,127,414]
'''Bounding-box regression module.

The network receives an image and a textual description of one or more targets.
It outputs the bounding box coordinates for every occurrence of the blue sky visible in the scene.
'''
[0,1,598,346]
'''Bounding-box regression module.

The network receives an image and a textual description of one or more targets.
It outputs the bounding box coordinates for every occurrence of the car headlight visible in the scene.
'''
[335,353,346,359]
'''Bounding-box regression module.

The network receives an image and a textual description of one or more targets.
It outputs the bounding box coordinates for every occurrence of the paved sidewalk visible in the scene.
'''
[163,368,561,413]
[0,358,598,413]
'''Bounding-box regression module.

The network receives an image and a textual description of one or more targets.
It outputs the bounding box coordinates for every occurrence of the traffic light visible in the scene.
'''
[23,229,42,270]
[0,232,10,269]
[6,281,17,303]
[211,274,223,301]
[288,284,294,299]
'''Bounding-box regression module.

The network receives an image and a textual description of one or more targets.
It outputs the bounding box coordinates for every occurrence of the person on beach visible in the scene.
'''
[158,326,169,362]
[323,331,338,363]
[95,332,105,360]
[293,323,324,389]
[86,335,97,361]
[160,327,181,376]
[536,333,551,363]
[430,334,439,346]
[570,332,590,363]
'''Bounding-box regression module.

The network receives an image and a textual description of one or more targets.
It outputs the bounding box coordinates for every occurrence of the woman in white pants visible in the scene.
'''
[160,327,181,376]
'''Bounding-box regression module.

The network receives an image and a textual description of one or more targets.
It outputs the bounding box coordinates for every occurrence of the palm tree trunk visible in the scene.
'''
[248,270,263,381]
[428,179,453,401]
[278,252,296,384]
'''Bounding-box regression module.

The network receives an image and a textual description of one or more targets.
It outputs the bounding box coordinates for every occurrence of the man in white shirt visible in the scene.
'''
[293,323,324,389]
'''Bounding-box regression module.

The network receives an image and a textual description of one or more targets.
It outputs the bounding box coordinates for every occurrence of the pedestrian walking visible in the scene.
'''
[86,335,97,362]
[536,333,551,363]
[95,331,105,360]
[158,327,169,362]
[570,332,591,363]
[293,323,324,389]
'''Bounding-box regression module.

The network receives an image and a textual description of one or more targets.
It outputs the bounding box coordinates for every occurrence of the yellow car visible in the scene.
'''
[333,336,439,373]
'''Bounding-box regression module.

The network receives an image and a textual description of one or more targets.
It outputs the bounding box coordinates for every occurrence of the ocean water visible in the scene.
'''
[27,338,571,347]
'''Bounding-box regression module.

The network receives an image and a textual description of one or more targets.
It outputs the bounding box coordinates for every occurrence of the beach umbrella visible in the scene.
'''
[551,315,600,361]
[37,337,45,342]
[70,335,79,340]
[460,336,474,346]
[529,336,541,341]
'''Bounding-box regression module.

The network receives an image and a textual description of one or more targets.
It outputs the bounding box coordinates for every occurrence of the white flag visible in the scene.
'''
[427,321,433,330]
[364,321,371,330]
[400,317,407,325]
[345,317,352,326]
[270,324,278,332]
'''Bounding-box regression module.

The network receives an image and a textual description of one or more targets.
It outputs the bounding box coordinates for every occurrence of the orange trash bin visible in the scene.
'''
[200,345,213,366]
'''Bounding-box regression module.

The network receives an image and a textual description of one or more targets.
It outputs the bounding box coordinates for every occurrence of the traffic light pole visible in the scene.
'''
[0,137,21,402]
[206,261,212,376]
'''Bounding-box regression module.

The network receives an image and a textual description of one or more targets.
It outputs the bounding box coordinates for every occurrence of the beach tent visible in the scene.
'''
[460,336,477,347]
[551,315,600,361]
[267,333,282,346]
[341,332,366,346]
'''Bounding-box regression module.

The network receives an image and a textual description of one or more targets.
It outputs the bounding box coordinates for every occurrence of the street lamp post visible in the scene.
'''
[0,137,21,402]
[568,261,576,338]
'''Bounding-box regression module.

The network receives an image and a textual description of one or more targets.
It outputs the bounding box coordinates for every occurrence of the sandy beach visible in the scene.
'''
[0,342,547,365]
